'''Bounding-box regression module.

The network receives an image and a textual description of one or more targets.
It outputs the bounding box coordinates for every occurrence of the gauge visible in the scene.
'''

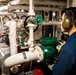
[12,12,19,19]
[2,15,11,24]
[21,15,26,22]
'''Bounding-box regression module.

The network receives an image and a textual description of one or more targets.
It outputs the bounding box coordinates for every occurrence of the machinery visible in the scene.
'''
[0,0,64,75]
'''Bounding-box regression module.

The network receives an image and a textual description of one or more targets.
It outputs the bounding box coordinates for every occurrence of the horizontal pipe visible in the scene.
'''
[3,50,41,67]
[9,6,60,11]
[42,21,60,25]
[10,0,66,6]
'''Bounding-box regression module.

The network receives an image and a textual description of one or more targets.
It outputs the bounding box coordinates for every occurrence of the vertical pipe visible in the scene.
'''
[28,0,35,15]
[67,0,70,7]
[1,16,4,33]
[27,0,35,51]
[53,25,55,37]
[72,0,76,7]
[28,23,34,51]
[5,20,17,56]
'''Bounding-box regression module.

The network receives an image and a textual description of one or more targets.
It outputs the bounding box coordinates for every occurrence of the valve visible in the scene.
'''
[24,15,43,32]
[39,37,57,60]
[34,15,43,26]
[39,46,56,60]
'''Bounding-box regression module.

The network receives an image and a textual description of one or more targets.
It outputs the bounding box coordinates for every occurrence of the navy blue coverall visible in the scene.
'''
[52,32,76,75]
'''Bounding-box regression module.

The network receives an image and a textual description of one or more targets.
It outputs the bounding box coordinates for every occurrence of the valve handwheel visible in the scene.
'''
[24,15,43,32]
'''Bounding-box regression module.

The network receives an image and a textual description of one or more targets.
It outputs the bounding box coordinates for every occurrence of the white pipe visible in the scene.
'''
[28,0,35,15]
[5,51,36,67]
[27,23,34,51]
[27,0,35,51]
[2,46,43,75]
[9,20,17,55]
[0,0,20,11]
[0,0,11,11]
[10,0,20,5]
[3,49,43,67]
[5,20,17,55]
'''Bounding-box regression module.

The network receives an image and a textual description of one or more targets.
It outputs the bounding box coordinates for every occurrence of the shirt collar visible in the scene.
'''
[66,32,76,42]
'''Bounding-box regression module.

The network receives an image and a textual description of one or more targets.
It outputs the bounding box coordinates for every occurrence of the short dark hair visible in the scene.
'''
[61,7,76,26]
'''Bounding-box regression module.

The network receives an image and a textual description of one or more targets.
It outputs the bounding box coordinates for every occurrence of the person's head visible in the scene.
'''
[61,7,76,35]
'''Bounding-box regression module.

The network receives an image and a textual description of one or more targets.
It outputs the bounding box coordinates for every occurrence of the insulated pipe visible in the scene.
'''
[8,20,17,55]
[2,46,44,75]
[4,51,40,67]
[5,20,17,55]
[10,0,20,5]
[66,0,70,7]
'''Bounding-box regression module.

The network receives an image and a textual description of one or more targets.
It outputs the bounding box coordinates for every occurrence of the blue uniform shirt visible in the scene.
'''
[52,32,76,75]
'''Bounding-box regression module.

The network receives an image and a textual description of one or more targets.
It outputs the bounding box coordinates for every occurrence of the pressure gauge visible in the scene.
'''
[2,15,11,24]
[12,12,19,19]
[21,15,26,22]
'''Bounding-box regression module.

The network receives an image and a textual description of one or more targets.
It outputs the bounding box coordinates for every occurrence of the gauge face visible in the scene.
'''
[4,17,10,23]
[12,12,19,19]
[21,15,26,22]
[2,15,11,24]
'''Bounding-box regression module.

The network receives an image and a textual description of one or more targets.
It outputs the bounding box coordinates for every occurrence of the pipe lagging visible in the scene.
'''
[3,50,42,67]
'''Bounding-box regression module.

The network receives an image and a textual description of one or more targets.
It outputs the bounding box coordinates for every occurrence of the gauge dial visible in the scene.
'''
[2,15,11,24]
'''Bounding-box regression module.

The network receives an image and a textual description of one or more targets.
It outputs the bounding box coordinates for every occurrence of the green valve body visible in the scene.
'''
[39,37,57,59]
[40,46,56,59]
[19,33,25,46]
[34,15,43,26]
[40,37,57,46]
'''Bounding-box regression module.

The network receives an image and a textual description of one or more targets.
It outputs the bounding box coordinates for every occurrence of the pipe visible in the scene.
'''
[2,0,40,74]
[10,0,20,5]
[0,0,20,11]
[27,0,35,51]
[27,23,35,51]
[72,0,76,7]
[42,21,60,26]
[2,47,44,74]
[4,50,40,67]
[28,0,35,15]
[5,20,17,55]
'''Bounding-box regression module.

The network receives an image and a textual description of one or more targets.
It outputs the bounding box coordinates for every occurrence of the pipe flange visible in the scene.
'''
[35,46,44,62]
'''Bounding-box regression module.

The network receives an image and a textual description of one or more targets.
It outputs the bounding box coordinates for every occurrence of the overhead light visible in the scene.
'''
[53,12,56,17]
[21,9,24,12]
[15,9,20,12]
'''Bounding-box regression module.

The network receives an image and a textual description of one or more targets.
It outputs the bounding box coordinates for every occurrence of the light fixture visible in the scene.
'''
[15,9,20,12]
[21,9,24,12]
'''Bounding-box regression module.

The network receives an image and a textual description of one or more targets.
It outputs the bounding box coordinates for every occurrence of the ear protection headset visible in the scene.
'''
[62,10,74,31]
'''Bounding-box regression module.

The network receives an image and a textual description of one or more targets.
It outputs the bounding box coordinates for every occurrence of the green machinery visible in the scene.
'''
[39,37,57,60]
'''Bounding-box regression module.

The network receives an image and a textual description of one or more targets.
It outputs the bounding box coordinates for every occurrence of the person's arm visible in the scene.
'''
[52,49,75,75]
